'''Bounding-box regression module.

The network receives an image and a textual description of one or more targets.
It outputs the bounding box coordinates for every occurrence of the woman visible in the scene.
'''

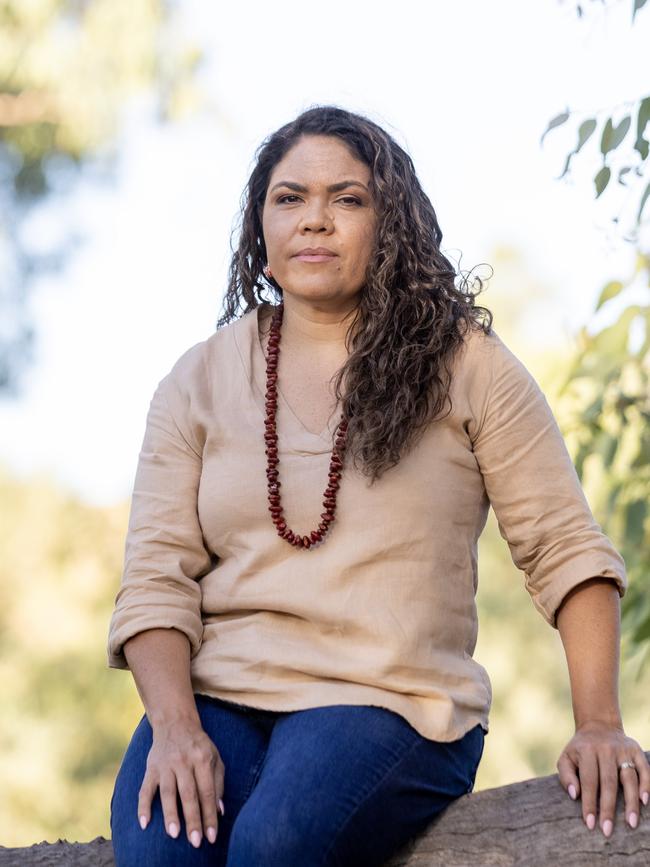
[108,105,649,866]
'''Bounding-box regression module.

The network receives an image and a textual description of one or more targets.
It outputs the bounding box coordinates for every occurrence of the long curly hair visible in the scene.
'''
[217,104,493,484]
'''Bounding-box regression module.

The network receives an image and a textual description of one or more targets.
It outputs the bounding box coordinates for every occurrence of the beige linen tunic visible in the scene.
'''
[107,303,627,742]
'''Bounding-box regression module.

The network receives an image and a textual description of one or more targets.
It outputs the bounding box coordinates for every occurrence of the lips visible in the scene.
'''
[293,247,338,263]
[293,247,337,257]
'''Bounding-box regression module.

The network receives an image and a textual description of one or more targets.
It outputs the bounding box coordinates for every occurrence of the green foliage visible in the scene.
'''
[556,253,650,662]
[541,93,650,226]
[545,0,650,659]
[0,0,208,394]
[0,0,206,181]
[0,464,144,845]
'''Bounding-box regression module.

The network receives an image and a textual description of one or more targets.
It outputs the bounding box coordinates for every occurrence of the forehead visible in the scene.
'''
[269,135,370,182]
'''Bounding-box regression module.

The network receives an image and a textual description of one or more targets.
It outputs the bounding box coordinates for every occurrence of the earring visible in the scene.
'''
[263,264,273,279]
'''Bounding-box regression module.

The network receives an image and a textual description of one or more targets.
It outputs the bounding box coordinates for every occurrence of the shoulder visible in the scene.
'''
[451,321,500,388]
[449,323,542,441]
[164,309,255,391]
[454,322,534,388]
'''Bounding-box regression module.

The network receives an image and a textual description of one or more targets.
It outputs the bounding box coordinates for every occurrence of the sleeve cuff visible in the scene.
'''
[107,612,204,669]
[530,563,627,629]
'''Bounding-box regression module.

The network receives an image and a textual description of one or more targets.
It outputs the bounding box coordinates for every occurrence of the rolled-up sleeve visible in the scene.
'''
[471,331,627,628]
[107,371,212,669]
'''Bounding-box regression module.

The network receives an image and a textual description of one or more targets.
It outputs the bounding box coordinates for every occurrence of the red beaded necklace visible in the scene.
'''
[264,302,348,549]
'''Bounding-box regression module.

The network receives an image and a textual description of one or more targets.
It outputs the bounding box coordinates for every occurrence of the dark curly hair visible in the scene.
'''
[217,104,493,484]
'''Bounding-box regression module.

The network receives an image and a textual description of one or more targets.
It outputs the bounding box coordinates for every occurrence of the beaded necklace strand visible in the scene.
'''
[264,302,348,549]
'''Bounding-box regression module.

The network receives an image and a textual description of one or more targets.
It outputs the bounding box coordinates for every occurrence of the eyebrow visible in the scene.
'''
[269,179,369,194]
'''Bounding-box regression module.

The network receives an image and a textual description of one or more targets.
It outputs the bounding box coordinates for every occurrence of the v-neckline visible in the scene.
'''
[241,303,344,448]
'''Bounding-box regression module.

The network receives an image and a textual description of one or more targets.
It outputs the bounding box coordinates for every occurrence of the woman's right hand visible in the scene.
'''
[138,718,226,848]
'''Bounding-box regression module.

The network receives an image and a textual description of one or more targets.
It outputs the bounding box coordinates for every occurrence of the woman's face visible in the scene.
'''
[261,134,377,309]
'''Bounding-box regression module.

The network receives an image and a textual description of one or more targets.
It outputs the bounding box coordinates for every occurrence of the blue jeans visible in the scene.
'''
[111,694,486,867]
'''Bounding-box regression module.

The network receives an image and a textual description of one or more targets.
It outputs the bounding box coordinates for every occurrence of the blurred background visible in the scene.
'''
[0,0,648,847]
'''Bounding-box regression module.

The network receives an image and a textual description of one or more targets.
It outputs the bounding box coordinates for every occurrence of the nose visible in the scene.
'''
[299,199,334,233]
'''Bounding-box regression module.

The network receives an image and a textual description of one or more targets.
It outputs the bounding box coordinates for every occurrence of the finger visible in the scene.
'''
[193,759,220,844]
[637,749,650,808]
[596,750,619,837]
[557,752,580,801]
[175,768,204,848]
[137,770,157,830]
[159,771,182,839]
[577,751,599,830]
[619,763,640,829]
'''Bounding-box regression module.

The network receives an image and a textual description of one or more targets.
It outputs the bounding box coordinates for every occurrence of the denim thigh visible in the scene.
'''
[110,694,281,867]
[226,704,486,867]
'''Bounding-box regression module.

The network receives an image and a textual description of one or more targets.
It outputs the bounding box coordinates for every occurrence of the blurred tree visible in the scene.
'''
[543,0,650,665]
[0,0,207,395]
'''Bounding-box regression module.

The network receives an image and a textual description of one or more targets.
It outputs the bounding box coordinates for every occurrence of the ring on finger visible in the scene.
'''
[619,761,635,771]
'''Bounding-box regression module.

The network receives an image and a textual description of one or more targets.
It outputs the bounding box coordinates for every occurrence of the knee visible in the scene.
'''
[111,805,222,867]
[227,810,324,867]
[111,797,175,867]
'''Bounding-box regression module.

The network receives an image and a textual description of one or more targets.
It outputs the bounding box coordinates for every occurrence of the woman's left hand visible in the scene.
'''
[557,719,650,836]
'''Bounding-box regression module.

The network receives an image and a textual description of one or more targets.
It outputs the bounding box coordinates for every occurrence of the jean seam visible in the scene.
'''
[319,734,423,867]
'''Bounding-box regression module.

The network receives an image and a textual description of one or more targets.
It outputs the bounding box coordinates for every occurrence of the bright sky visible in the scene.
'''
[1,0,648,506]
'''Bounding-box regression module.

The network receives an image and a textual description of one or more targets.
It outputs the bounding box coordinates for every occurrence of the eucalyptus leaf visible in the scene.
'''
[633,0,648,24]
[635,96,650,139]
[618,166,632,186]
[601,115,631,154]
[576,118,597,153]
[594,165,611,197]
[595,280,625,311]
[540,109,570,147]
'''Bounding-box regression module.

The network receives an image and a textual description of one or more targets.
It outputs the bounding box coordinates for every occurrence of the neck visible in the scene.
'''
[274,295,360,351]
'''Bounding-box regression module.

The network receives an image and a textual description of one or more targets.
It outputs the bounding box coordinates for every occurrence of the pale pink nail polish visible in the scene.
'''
[629,812,638,829]
[207,826,217,843]
[643,792,649,806]
[586,813,596,830]
[218,798,225,816]
[568,784,577,800]
[603,819,613,837]
[139,815,147,830]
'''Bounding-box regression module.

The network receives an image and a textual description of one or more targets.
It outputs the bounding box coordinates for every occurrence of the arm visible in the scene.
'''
[556,576,622,731]
[123,628,225,847]
[555,577,650,837]
[107,370,211,669]
[470,330,628,629]
[107,361,224,847]
[468,331,644,833]
[123,627,201,731]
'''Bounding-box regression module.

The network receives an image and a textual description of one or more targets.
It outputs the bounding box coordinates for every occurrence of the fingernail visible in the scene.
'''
[207,826,217,844]
[568,784,577,800]
[218,798,225,816]
[139,815,147,830]
[629,812,638,829]
[190,830,201,848]
[603,819,613,837]
[643,792,649,806]
[168,822,179,838]
[586,813,596,830]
